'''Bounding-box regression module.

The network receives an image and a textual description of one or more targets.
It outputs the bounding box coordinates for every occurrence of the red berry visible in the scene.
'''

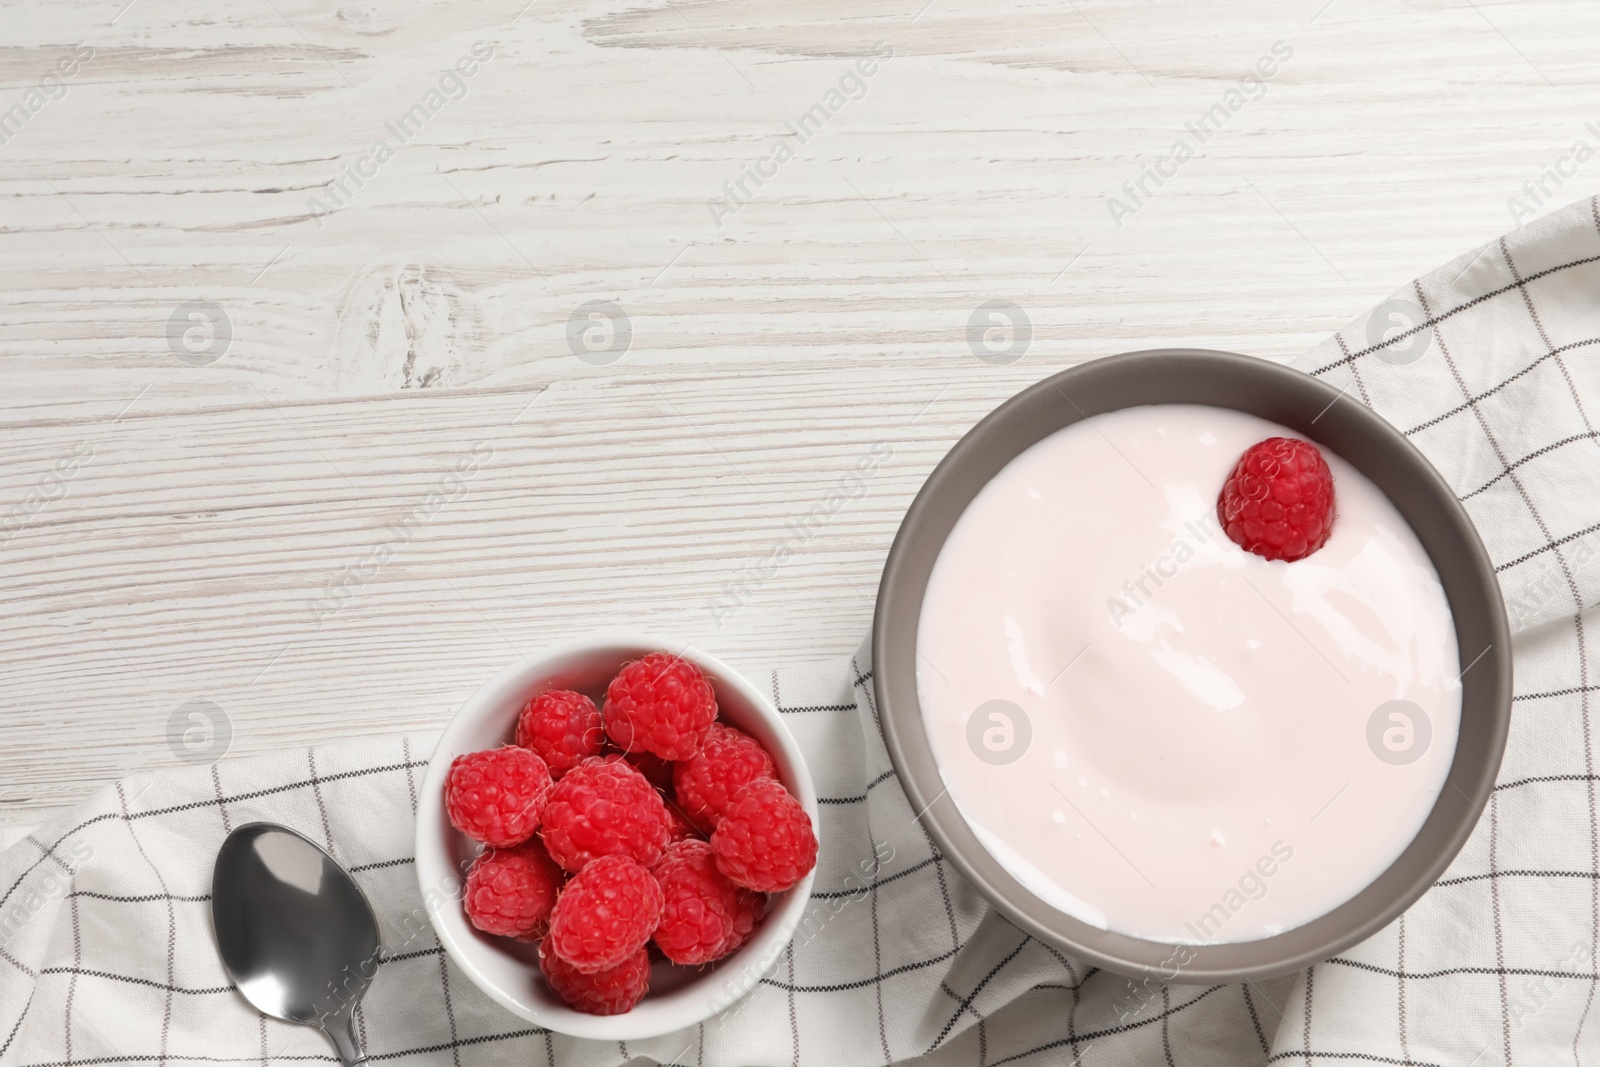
[726,884,766,955]
[546,854,664,974]
[463,838,563,940]
[1217,437,1336,562]
[711,778,818,893]
[540,756,672,872]
[651,840,764,965]
[662,799,700,843]
[539,939,650,1015]
[603,652,718,761]
[624,749,676,791]
[445,747,553,848]
[673,723,776,833]
[516,690,603,779]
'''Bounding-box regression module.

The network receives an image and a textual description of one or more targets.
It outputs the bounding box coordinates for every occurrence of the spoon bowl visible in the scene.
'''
[211,823,381,1065]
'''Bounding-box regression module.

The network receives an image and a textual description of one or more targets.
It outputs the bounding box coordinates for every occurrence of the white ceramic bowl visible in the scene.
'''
[416,633,819,1040]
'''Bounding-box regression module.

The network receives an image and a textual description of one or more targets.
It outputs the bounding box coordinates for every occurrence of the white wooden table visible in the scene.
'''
[0,0,1593,847]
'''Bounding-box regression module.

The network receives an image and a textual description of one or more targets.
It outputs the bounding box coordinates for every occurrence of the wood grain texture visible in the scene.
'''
[0,0,1596,841]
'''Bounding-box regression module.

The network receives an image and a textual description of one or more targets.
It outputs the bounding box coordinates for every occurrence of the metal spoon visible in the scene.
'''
[211,823,381,1065]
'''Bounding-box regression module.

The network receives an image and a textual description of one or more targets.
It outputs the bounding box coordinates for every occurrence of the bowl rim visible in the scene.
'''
[872,348,1512,984]
[415,631,818,1040]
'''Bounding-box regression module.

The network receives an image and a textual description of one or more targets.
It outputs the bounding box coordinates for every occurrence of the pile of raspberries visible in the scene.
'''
[444,652,818,1015]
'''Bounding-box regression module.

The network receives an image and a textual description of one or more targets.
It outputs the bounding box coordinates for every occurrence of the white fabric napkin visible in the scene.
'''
[8,196,1600,1066]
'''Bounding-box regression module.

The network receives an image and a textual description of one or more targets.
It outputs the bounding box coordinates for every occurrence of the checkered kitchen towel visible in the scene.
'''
[9,197,1600,1066]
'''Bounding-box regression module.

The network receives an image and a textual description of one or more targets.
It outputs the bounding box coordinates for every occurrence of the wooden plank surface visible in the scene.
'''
[1,0,1596,845]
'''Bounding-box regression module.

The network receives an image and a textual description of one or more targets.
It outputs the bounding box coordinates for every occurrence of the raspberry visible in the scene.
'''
[540,756,672,872]
[711,777,818,893]
[651,840,763,965]
[540,939,650,1015]
[463,838,563,940]
[673,723,776,833]
[603,652,718,761]
[624,749,675,792]
[516,690,603,779]
[445,747,553,848]
[1217,437,1336,562]
[662,799,700,843]
[546,854,664,973]
[726,884,766,955]
[651,843,730,964]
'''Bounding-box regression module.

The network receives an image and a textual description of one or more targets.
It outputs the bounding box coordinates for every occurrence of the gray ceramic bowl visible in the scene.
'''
[873,348,1511,984]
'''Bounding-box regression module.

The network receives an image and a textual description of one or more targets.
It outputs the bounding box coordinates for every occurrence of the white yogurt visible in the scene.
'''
[915,404,1460,943]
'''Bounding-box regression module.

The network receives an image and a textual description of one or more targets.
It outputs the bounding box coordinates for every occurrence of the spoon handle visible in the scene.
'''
[325,1012,367,1066]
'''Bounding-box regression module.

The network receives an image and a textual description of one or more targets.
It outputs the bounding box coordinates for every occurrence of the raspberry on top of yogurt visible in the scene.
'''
[1217,437,1336,563]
